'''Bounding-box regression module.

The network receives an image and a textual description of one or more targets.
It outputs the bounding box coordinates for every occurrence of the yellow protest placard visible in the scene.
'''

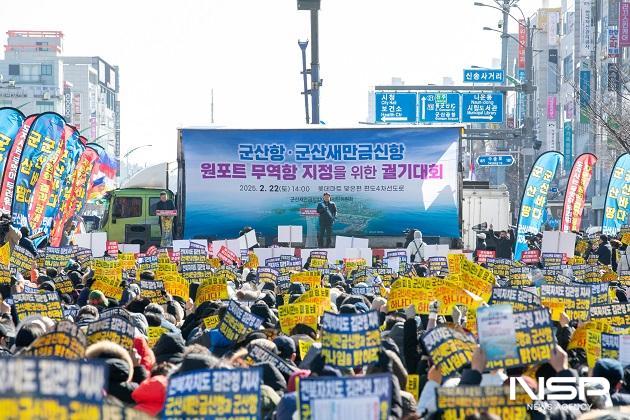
[550,305,565,322]
[195,279,228,305]
[118,253,136,270]
[208,258,221,268]
[447,254,464,275]
[278,302,318,334]
[406,374,420,401]
[290,271,321,289]
[147,326,167,348]
[91,279,123,301]
[622,233,630,246]
[203,315,220,330]
[164,277,190,301]
[294,287,330,316]
[298,339,314,359]
[0,242,10,267]
[244,252,259,269]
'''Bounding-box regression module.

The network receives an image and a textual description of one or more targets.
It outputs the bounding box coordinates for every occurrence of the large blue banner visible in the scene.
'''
[0,357,107,416]
[0,108,24,184]
[298,374,392,420]
[602,153,630,235]
[515,151,563,260]
[165,367,262,419]
[180,127,460,240]
[11,112,65,228]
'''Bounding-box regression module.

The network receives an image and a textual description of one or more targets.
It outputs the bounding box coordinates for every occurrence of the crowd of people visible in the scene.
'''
[0,223,629,419]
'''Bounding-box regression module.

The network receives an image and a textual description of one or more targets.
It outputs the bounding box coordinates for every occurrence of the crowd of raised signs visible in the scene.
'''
[0,228,630,420]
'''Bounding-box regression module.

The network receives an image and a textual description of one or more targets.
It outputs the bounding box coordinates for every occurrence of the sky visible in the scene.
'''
[1,0,559,167]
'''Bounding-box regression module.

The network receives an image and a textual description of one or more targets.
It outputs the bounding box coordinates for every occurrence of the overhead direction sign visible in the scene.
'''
[374,92,417,123]
[477,155,515,167]
[463,69,505,83]
[418,92,460,123]
[462,93,503,123]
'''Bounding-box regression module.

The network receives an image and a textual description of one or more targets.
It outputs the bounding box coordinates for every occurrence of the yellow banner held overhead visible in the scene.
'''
[0,242,9,267]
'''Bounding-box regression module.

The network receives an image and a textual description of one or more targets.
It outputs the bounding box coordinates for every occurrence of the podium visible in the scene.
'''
[156,210,177,247]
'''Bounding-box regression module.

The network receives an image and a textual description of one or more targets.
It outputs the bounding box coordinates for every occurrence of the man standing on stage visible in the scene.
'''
[317,192,337,248]
[156,191,175,235]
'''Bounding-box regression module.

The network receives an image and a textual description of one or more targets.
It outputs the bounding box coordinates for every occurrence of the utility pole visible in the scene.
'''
[309,7,320,124]
[298,40,310,124]
[498,0,510,187]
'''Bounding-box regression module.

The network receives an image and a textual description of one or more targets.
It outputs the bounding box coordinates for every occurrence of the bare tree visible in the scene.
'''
[571,66,630,154]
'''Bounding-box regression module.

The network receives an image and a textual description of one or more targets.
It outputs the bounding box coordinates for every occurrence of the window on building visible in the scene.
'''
[20,64,40,82]
[8,65,19,76]
[36,101,55,113]
[41,64,53,76]
[112,197,142,219]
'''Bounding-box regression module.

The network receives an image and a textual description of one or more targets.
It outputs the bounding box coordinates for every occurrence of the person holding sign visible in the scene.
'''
[316,192,337,248]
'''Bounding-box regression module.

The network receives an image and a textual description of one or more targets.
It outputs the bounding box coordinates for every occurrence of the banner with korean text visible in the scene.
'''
[561,153,597,232]
[515,151,563,260]
[602,153,630,235]
[179,127,460,240]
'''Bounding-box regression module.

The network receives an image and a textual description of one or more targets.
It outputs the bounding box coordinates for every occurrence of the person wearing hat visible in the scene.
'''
[593,358,630,406]
[274,336,297,367]
[88,290,109,310]
[153,331,186,364]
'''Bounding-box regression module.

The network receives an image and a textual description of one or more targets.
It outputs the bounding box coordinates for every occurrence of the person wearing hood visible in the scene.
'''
[598,234,613,266]
[406,230,426,274]
[85,341,139,406]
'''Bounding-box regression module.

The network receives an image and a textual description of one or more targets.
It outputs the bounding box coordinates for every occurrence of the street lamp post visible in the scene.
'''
[123,144,153,180]
[298,0,321,124]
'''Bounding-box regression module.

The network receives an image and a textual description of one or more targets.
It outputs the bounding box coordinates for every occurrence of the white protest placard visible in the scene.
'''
[253,247,296,262]
[542,231,577,258]
[212,239,241,258]
[238,230,258,250]
[119,244,140,254]
[620,335,630,367]
[278,226,303,244]
[74,232,107,257]
[386,257,400,273]
[172,240,191,252]
[335,236,369,249]
[424,244,450,258]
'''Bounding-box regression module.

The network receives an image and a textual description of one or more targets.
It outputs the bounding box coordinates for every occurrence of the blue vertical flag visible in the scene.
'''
[602,153,630,236]
[0,108,25,183]
[515,151,563,260]
[11,112,65,227]
[38,131,85,236]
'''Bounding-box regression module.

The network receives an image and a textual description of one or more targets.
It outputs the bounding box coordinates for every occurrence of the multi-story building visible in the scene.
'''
[0,30,120,172]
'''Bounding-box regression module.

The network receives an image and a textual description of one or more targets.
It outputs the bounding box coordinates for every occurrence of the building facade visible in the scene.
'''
[0,30,120,172]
